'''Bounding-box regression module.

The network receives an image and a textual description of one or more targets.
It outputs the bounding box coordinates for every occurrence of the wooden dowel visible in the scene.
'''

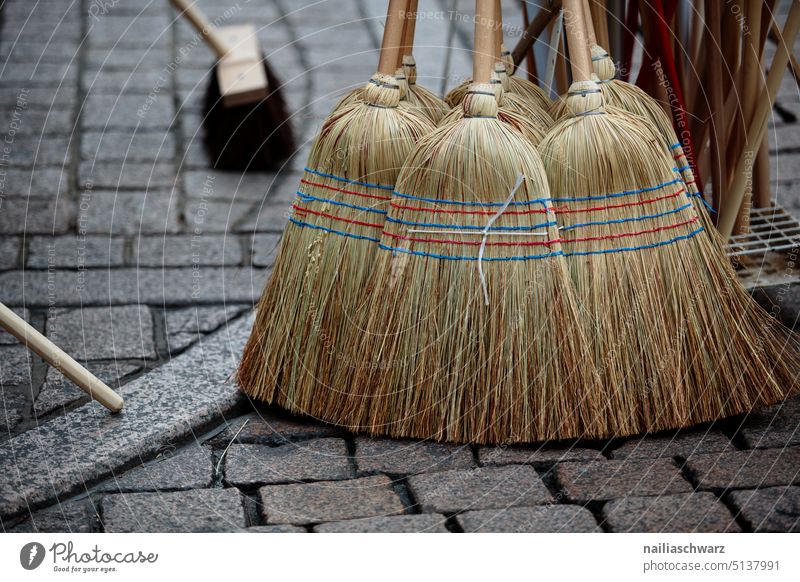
[378,0,407,75]
[169,0,229,59]
[511,0,562,67]
[0,303,124,412]
[474,0,496,83]
[563,0,593,81]
[754,135,772,208]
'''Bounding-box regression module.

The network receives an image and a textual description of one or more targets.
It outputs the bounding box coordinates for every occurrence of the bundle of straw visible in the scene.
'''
[315,0,601,444]
[238,1,435,407]
[537,0,797,438]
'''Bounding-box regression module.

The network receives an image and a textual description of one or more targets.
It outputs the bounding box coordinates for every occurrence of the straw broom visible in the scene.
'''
[538,0,798,438]
[444,1,552,115]
[313,0,602,444]
[549,0,713,231]
[237,0,435,407]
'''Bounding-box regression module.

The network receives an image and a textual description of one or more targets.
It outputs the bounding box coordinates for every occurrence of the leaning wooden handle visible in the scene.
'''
[0,303,124,413]
[563,0,593,81]
[511,0,562,67]
[378,0,408,75]
[169,0,229,59]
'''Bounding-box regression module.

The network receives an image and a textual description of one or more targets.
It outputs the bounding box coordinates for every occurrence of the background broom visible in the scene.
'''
[319,0,601,444]
[237,0,435,410]
[170,0,293,171]
[537,0,797,439]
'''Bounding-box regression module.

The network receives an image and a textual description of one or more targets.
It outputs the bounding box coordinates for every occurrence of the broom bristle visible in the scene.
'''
[203,58,294,171]
[402,55,450,123]
[237,73,435,409]
[537,80,799,437]
[313,84,604,444]
[445,72,553,114]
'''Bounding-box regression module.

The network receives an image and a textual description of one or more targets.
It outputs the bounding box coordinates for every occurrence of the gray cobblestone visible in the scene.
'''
[133,234,242,267]
[314,513,449,533]
[26,236,125,269]
[225,439,352,487]
[355,438,473,475]
[0,238,20,270]
[1,167,69,198]
[98,445,213,493]
[102,488,245,532]
[246,524,307,533]
[250,234,282,267]
[82,70,166,95]
[84,48,171,72]
[9,498,102,533]
[0,108,74,134]
[184,199,256,233]
[35,362,141,418]
[408,466,552,514]
[457,505,601,533]
[729,486,800,532]
[82,94,175,130]
[479,443,605,467]
[79,162,176,190]
[0,88,75,110]
[603,492,740,532]
[87,16,171,49]
[686,448,800,491]
[555,459,692,502]
[8,136,72,167]
[259,474,404,525]
[76,191,180,235]
[81,131,175,163]
[0,307,27,344]
[46,305,155,360]
[0,267,267,306]
[1,389,28,432]
[1,62,78,85]
[738,395,800,450]
[0,345,33,385]
[610,429,735,460]
[183,170,278,202]
[0,197,74,235]
[209,411,340,447]
[164,305,249,353]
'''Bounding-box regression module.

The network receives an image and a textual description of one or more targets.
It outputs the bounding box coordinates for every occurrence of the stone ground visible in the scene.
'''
[0,0,799,533]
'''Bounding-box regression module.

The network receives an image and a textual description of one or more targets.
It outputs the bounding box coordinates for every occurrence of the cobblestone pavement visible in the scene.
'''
[1,0,799,533]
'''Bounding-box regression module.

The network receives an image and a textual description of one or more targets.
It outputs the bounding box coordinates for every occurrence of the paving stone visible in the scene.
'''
[84,48,171,72]
[479,443,605,467]
[0,41,79,65]
[132,234,242,267]
[0,196,75,234]
[164,304,249,353]
[246,524,307,533]
[82,70,166,95]
[355,438,473,475]
[610,429,735,460]
[0,345,33,385]
[250,234,282,268]
[102,488,245,533]
[555,459,692,503]
[9,499,102,533]
[729,486,800,532]
[259,474,404,525]
[75,190,180,235]
[1,389,28,433]
[603,492,740,532]
[87,15,171,49]
[35,362,140,418]
[314,513,449,533]
[0,267,267,307]
[46,305,156,360]
[753,284,800,330]
[26,236,125,269]
[8,135,72,166]
[770,152,800,183]
[740,428,800,449]
[82,94,175,130]
[79,162,176,190]
[0,87,75,110]
[0,238,20,270]
[0,307,28,344]
[0,108,74,134]
[738,395,800,444]
[687,448,800,491]
[184,199,256,233]
[408,466,552,514]
[97,445,213,493]
[0,314,252,519]
[1,167,69,198]
[81,130,175,163]
[209,410,340,447]
[2,62,78,86]
[457,505,601,533]
[183,170,279,202]
[225,439,352,487]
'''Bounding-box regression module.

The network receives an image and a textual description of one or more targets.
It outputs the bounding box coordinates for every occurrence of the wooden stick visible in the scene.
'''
[563,0,592,81]
[718,1,800,239]
[754,134,772,207]
[511,0,562,67]
[770,19,800,89]
[0,303,124,412]
[588,0,609,49]
[705,0,726,214]
[520,1,540,83]
[475,0,496,83]
[379,0,407,75]
[169,0,229,58]
[402,0,418,60]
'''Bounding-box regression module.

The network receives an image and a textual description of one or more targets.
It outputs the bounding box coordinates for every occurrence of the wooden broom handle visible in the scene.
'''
[583,0,597,45]
[402,0,418,57]
[563,0,593,81]
[718,1,800,239]
[169,0,229,59]
[0,303,124,412]
[493,0,503,59]
[511,0,562,67]
[379,0,407,75]
[474,0,496,83]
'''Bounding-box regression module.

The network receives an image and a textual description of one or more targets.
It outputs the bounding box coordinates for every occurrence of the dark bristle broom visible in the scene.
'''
[316,0,602,444]
[537,0,798,438]
[170,0,293,171]
[237,0,435,410]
